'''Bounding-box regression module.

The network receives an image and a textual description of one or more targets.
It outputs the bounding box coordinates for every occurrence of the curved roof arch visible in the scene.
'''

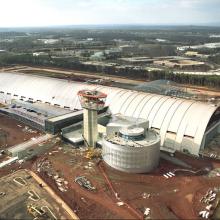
[0,72,218,155]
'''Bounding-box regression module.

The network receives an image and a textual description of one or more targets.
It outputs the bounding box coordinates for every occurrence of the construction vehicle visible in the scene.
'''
[84,148,101,160]
[74,176,96,192]
[83,136,101,160]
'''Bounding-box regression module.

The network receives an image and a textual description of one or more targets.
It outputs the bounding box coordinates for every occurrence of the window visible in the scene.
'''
[183,135,193,139]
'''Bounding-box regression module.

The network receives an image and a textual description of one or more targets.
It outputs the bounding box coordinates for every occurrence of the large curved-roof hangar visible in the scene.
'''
[0,72,219,155]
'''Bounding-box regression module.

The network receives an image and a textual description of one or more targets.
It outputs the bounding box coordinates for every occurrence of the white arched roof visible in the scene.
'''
[0,72,218,155]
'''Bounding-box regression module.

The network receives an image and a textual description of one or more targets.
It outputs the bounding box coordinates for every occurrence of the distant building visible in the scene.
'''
[33,52,48,57]
[37,39,59,44]
[153,59,205,69]
[90,51,106,61]
[185,51,210,58]
[177,43,220,51]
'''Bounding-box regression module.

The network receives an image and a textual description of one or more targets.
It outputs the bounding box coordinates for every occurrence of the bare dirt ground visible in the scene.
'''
[30,143,220,220]
[29,170,79,219]
[185,85,220,97]
[33,146,130,219]
[0,65,143,85]
[0,114,42,148]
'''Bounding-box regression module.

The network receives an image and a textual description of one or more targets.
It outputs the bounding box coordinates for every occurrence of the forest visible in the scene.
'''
[0,53,220,88]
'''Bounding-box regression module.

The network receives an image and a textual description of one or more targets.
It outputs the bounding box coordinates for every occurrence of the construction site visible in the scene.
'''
[0,67,220,219]
[29,142,220,219]
[0,169,75,219]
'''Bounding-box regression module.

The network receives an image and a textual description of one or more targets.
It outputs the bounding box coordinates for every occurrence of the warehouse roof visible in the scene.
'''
[0,72,218,155]
[48,110,83,123]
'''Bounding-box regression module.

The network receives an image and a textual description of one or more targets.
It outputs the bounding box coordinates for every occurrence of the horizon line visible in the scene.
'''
[0,23,220,29]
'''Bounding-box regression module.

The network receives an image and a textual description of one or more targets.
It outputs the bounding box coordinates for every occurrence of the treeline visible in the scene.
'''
[1,53,220,88]
[209,54,220,65]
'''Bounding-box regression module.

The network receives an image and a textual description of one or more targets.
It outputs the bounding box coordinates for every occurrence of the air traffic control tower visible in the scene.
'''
[78,90,107,148]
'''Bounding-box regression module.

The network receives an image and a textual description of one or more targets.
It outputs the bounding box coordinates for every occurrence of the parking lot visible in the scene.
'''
[0,170,70,220]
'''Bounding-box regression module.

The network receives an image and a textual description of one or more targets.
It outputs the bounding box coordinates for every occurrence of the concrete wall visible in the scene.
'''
[102,131,160,173]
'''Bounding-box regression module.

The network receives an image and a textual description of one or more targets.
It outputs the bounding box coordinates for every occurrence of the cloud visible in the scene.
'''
[0,0,219,27]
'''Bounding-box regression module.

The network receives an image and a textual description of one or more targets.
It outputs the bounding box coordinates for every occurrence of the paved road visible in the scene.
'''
[8,134,53,154]
[28,170,79,220]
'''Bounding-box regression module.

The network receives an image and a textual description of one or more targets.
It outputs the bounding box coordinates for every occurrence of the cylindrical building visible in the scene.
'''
[102,127,160,173]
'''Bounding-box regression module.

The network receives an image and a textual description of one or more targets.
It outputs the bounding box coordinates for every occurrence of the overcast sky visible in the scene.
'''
[0,0,219,27]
